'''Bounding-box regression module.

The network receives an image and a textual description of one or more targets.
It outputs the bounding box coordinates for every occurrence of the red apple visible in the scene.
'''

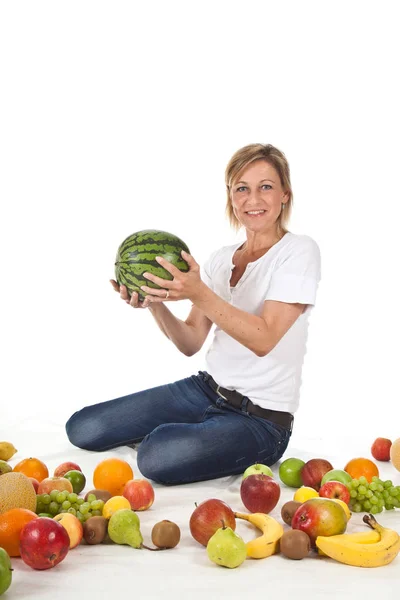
[19,517,70,569]
[371,438,392,462]
[240,474,281,514]
[300,458,334,491]
[28,477,40,493]
[122,479,155,511]
[189,499,236,546]
[53,513,83,549]
[319,481,351,504]
[54,462,82,477]
[291,497,347,547]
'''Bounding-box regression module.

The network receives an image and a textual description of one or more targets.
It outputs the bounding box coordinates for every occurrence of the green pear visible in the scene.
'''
[0,547,13,596]
[0,460,12,476]
[207,523,247,568]
[108,509,143,549]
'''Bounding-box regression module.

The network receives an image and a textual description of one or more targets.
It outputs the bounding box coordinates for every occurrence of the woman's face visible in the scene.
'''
[230,160,288,233]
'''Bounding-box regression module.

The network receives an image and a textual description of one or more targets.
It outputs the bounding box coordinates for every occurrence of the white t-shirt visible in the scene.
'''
[200,232,321,414]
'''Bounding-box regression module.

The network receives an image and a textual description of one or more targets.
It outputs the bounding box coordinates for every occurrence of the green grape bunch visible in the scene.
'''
[346,476,400,514]
[36,490,105,522]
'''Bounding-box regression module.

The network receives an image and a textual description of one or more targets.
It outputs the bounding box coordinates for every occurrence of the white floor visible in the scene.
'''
[3,417,400,600]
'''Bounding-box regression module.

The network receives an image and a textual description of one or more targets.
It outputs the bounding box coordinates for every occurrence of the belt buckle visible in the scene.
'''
[216,385,228,401]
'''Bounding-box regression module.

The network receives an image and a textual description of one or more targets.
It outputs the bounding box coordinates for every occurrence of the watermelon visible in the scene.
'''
[114,230,190,299]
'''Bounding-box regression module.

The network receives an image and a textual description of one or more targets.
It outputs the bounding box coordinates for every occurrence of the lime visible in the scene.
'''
[279,457,306,488]
[64,470,86,494]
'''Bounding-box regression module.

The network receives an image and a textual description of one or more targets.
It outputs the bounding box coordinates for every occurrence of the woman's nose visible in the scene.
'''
[247,188,262,203]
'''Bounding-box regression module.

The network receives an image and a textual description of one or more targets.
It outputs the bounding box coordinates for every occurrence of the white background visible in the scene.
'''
[1,0,399,441]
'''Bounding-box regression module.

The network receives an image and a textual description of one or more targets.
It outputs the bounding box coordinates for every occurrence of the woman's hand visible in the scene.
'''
[139,251,204,303]
[110,280,153,309]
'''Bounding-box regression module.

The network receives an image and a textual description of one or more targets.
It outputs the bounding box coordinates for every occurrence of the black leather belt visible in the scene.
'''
[199,371,294,432]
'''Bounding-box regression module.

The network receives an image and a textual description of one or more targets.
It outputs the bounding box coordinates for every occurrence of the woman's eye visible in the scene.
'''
[236,186,247,192]
[261,184,272,190]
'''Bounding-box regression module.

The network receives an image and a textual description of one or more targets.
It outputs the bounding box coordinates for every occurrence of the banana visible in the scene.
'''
[234,511,283,559]
[317,529,380,556]
[0,442,17,461]
[316,514,400,567]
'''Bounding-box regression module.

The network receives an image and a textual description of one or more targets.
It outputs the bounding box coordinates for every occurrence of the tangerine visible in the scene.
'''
[93,458,134,496]
[344,457,379,482]
[13,457,49,482]
[0,508,38,556]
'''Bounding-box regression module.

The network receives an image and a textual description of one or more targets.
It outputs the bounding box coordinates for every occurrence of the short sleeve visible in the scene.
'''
[265,237,321,305]
[200,249,218,291]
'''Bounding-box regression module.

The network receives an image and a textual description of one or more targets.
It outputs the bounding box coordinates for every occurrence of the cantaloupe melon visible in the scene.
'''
[390,437,400,471]
[0,472,37,514]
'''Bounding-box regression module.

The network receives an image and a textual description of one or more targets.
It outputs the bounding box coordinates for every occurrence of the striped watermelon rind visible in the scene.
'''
[114,229,190,299]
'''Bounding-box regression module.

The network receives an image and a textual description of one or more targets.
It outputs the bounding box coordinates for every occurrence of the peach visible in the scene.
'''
[122,479,155,511]
[53,513,83,548]
[29,477,40,493]
[371,438,392,462]
[54,462,82,478]
[37,477,73,495]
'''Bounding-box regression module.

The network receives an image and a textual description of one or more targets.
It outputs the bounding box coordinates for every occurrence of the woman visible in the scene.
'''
[66,143,321,485]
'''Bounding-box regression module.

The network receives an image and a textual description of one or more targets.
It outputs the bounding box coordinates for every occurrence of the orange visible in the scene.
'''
[344,457,379,482]
[93,458,134,496]
[13,457,49,482]
[0,508,38,556]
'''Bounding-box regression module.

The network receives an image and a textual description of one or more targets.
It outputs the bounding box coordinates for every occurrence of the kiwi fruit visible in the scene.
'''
[280,529,311,559]
[281,500,302,526]
[151,520,181,549]
[84,488,112,503]
[83,516,108,545]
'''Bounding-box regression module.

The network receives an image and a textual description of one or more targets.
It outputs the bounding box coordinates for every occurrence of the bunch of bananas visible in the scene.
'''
[234,511,283,559]
[316,513,400,567]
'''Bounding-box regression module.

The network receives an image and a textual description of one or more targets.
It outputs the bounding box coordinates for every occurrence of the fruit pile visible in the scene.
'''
[0,434,399,595]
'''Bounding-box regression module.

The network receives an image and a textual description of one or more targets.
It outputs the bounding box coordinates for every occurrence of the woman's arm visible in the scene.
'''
[189,284,305,356]
[148,303,213,356]
[140,253,305,357]
[110,280,212,357]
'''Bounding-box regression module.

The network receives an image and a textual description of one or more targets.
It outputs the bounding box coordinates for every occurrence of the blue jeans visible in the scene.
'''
[65,372,292,485]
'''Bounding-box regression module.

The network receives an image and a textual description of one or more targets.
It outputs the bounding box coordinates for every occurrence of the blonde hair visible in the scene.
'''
[225,143,293,234]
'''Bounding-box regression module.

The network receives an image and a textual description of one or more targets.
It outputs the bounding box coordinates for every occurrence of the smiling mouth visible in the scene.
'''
[246,210,266,215]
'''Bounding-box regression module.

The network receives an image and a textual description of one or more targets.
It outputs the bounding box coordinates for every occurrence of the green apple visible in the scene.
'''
[278,457,305,488]
[0,547,12,596]
[242,463,273,480]
[320,469,352,487]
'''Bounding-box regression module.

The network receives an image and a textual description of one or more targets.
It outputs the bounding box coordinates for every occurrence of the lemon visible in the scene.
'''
[102,496,131,519]
[293,486,319,503]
